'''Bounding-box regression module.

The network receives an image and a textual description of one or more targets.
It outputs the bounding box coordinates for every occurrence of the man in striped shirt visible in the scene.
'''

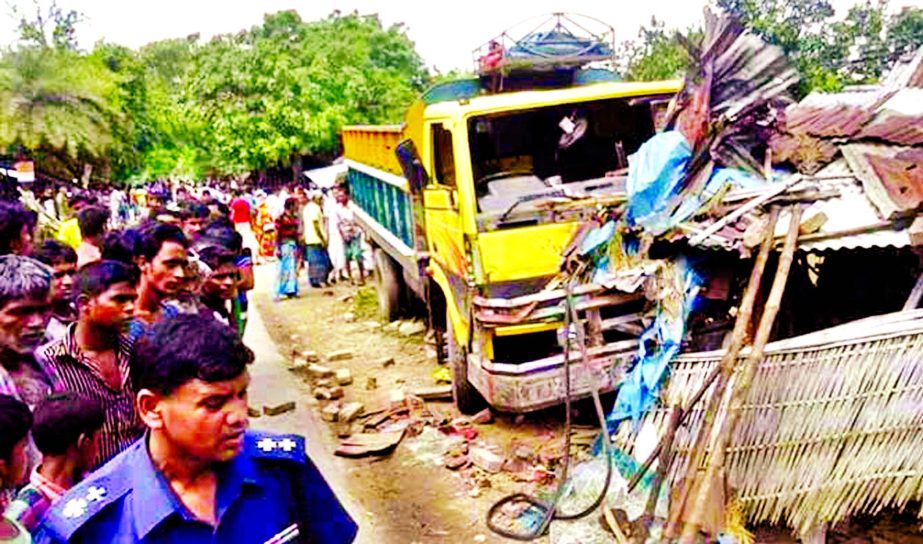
[37,260,143,469]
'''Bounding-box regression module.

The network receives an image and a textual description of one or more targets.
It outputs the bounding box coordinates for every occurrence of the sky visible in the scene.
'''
[2,0,921,72]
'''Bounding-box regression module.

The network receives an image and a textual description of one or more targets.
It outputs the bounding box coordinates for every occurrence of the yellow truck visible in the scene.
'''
[342,18,681,412]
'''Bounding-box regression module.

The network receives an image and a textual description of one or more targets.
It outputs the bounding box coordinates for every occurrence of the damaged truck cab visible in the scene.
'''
[343,78,682,413]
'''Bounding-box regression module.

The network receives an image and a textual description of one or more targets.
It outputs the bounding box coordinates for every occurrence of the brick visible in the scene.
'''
[321,403,341,422]
[327,350,353,362]
[335,369,353,386]
[377,356,396,367]
[314,387,332,400]
[289,358,308,372]
[301,350,320,363]
[263,401,296,416]
[328,387,345,400]
[398,321,426,337]
[470,447,505,474]
[315,378,333,389]
[338,402,365,423]
[388,389,406,409]
[306,364,334,379]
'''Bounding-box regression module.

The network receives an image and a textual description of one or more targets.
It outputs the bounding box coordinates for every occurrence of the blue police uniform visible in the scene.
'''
[34,430,357,543]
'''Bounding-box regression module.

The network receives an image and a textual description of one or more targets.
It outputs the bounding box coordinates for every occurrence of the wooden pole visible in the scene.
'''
[664,206,780,538]
[680,205,803,542]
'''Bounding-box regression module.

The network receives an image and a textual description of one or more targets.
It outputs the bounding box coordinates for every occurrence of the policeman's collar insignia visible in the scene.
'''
[247,431,306,463]
[61,486,108,519]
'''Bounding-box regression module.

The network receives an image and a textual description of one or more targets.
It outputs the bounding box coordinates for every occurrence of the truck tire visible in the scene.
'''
[374,248,402,322]
[447,311,486,415]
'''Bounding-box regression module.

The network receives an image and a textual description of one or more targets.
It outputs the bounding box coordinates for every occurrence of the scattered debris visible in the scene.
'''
[306,364,334,379]
[343,312,356,323]
[362,321,382,331]
[262,401,296,416]
[377,356,396,367]
[335,430,405,457]
[289,358,309,372]
[431,367,452,384]
[399,321,426,337]
[366,377,378,390]
[335,368,353,386]
[247,406,261,418]
[301,350,319,362]
[471,408,493,425]
[314,387,332,400]
[470,446,506,473]
[321,402,341,422]
[336,421,353,438]
[328,387,345,400]
[411,385,452,401]
[339,402,365,423]
[388,389,407,408]
[383,321,401,333]
[338,294,353,303]
[327,350,354,362]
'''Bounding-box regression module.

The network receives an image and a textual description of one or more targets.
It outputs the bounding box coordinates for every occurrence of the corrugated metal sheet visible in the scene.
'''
[772,162,914,252]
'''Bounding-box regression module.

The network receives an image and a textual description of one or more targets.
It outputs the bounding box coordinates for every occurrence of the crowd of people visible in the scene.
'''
[0,181,358,543]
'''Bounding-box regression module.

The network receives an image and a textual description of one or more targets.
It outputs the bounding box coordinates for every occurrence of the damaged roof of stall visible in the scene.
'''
[687,46,923,254]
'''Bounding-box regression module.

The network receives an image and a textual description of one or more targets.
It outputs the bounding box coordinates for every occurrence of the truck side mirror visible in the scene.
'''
[395,139,429,193]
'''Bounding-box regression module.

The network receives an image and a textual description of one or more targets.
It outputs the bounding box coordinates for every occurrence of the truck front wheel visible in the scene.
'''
[374,248,403,322]
[446,312,486,415]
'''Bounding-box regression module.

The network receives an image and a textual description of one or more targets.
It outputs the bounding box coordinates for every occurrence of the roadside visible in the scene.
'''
[246,264,576,543]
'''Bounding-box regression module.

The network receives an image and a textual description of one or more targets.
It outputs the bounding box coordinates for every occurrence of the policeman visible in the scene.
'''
[35,314,357,543]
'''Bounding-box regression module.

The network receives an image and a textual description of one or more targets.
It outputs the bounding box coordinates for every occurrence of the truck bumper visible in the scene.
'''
[465,341,637,412]
[468,282,643,412]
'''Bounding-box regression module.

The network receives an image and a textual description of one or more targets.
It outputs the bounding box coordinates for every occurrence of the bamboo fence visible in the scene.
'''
[620,310,923,534]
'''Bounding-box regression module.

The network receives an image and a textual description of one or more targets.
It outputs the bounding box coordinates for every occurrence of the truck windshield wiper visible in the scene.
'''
[498,189,570,223]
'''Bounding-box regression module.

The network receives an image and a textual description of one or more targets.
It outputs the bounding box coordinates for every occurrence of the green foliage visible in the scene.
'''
[717,0,923,95]
[1,7,427,182]
[616,18,698,81]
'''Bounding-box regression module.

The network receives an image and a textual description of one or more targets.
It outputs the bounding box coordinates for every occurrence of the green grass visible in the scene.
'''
[353,285,379,321]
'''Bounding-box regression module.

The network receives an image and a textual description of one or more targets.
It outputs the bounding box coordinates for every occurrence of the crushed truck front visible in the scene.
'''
[344,79,682,413]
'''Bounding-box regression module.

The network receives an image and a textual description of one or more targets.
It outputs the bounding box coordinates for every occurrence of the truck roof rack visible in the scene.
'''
[472,13,616,92]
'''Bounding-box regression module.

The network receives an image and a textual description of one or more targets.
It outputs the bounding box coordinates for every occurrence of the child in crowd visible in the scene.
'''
[31,241,78,344]
[4,393,103,533]
[0,394,32,544]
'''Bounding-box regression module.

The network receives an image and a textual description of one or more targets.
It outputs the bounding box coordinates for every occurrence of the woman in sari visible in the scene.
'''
[255,198,277,262]
[274,198,301,300]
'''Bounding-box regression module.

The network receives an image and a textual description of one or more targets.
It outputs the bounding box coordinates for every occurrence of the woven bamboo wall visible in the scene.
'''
[620,312,923,533]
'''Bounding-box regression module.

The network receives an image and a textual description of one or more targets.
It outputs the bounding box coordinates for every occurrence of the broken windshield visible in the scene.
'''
[469,95,672,223]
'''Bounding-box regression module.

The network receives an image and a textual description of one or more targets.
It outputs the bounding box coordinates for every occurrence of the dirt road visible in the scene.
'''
[245,265,567,544]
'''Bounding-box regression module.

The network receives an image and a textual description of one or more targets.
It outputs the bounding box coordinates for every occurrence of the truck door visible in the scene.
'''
[423,122,468,282]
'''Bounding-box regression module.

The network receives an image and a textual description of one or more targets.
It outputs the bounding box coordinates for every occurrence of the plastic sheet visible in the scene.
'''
[606,258,700,431]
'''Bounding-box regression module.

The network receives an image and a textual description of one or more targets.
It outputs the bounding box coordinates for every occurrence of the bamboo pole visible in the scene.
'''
[645,406,681,519]
[664,207,781,538]
[680,205,803,542]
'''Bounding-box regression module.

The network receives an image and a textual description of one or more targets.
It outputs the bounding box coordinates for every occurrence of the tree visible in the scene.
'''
[717,0,923,94]
[616,17,697,81]
[182,10,427,178]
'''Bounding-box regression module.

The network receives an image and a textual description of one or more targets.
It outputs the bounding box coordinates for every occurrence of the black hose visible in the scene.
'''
[485,288,615,540]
